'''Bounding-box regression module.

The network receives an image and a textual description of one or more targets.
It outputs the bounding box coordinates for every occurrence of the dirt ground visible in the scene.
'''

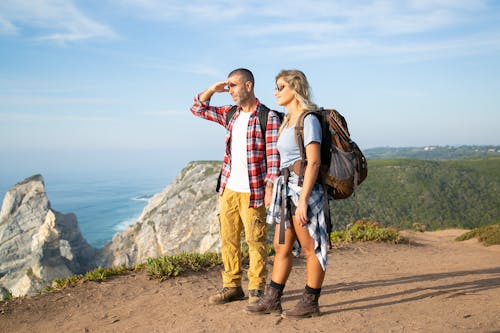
[1,229,499,333]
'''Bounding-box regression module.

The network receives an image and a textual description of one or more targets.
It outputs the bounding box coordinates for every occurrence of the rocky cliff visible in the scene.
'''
[1,161,228,299]
[98,161,222,267]
[0,175,96,300]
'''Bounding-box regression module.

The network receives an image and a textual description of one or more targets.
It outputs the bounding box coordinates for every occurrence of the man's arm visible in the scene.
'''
[264,111,282,208]
[190,81,231,126]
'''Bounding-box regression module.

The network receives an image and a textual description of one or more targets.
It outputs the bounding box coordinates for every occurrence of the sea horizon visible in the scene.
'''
[0,148,202,247]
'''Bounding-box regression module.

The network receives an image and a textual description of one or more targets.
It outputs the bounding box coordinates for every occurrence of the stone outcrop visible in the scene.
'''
[98,161,222,267]
[0,161,245,298]
[0,175,96,299]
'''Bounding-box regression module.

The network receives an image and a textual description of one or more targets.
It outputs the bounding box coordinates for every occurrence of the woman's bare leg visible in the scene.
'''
[270,223,296,284]
[292,216,325,288]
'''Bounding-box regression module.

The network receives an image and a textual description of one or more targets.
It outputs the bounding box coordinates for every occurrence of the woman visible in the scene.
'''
[245,70,329,318]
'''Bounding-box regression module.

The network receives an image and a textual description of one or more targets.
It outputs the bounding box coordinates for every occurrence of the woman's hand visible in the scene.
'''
[294,199,309,227]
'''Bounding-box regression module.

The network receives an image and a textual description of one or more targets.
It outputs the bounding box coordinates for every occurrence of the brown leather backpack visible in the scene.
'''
[293,107,368,200]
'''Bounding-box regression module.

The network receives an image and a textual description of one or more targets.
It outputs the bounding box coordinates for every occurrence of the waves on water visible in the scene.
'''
[0,175,168,248]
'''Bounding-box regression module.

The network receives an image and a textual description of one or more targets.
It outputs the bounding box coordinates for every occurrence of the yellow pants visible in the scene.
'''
[219,188,268,291]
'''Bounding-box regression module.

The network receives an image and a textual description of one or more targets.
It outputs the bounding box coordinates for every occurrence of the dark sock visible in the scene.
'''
[270,280,285,292]
[305,284,321,295]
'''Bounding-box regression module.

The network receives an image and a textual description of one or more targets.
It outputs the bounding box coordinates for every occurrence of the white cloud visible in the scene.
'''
[266,31,500,62]
[113,0,245,21]
[0,16,18,34]
[236,0,488,37]
[115,0,497,60]
[0,0,117,44]
[220,0,496,61]
[118,0,485,36]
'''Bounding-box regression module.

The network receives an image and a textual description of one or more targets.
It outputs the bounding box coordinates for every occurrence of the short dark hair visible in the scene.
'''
[228,68,254,87]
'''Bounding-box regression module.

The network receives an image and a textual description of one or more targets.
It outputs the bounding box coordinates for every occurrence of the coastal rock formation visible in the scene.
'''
[0,175,96,300]
[99,161,222,267]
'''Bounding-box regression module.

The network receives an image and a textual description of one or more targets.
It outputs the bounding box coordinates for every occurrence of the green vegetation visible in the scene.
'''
[3,247,274,302]
[179,160,220,180]
[2,289,13,302]
[331,219,405,244]
[43,265,135,293]
[47,275,83,291]
[331,157,500,231]
[145,252,222,280]
[455,222,500,246]
[412,222,427,232]
[365,145,499,160]
[145,244,276,280]
[84,266,129,282]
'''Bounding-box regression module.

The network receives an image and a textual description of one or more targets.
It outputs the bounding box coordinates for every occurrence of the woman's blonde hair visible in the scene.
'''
[275,69,317,130]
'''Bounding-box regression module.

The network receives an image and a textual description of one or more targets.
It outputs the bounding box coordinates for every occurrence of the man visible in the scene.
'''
[190,68,281,305]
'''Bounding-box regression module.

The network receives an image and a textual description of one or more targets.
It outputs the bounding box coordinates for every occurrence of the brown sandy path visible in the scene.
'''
[1,229,499,333]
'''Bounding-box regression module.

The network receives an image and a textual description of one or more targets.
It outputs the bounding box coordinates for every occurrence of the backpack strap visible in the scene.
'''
[258,104,271,142]
[225,105,238,128]
[293,111,319,187]
[225,104,271,138]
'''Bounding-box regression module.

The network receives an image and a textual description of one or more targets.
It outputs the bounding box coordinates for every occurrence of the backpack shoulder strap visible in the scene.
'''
[258,104,270,136]
[226,104,273,137]
[225,105,238,128]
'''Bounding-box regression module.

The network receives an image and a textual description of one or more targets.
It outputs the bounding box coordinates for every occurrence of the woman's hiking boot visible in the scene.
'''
[245,284,282,315]
[282,291,320,318]
[248,289,263,304]
[208,286,245,305]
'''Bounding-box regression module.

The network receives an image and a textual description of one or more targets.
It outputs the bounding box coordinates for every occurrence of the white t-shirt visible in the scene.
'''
[226,111,251,192]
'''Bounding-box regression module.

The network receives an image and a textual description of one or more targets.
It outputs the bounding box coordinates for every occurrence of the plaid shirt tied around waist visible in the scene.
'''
[267,172,329,271]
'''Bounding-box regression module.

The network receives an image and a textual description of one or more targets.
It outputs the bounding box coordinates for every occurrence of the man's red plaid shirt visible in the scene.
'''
[191,95,281,208]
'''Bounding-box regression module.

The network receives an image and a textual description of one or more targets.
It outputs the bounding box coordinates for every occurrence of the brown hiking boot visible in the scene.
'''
[248,289,263,304]
[208,286,245,305]
[282,291,320,318]
[245,284,282,315]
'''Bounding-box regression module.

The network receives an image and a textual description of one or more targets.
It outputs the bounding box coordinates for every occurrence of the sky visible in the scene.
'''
[1,0,500,186]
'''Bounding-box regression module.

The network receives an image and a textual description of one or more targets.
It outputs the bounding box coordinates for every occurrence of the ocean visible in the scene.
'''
[0,174,170,248]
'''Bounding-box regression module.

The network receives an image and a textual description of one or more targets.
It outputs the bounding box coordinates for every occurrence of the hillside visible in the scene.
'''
[364,145,500,160]
[332,157,500,231]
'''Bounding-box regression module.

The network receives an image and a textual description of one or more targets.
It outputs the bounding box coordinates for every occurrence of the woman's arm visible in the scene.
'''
[295,141,321,226]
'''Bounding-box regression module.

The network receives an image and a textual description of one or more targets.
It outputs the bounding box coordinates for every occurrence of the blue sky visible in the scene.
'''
[1,0,500,184]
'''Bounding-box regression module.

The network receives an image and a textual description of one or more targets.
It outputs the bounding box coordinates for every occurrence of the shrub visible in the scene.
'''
[412,222,427,232]
[43,266,129,293]
[85,266,128,282]
[456,222,500,246]
[146,252,222,280]
[1,289,13,302]
[46,275,83,292]
[331,219,405,244]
